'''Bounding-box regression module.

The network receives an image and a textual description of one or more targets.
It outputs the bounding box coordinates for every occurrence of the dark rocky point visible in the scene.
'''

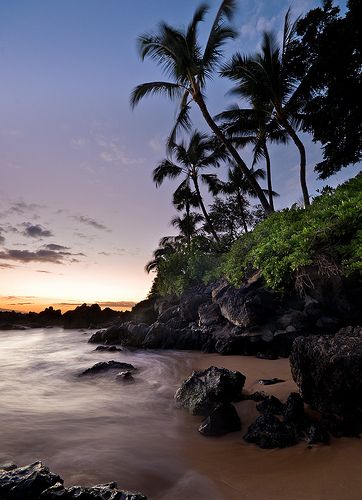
[115,371,135,383]
[244,414,299,449]
[256,395,284,415]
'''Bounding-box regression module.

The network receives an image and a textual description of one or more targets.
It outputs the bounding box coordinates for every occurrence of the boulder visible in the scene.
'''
[258,378,285,386]
[80,361,136,376]
[0,461,62,499]
[198,303,223,327]
[276,310,306,332]
[283,393,305,425]
[335,325,362,337]
[174,366,246,416]
[179,290,210,323]
[244,414,298,449]
[198,403,241,436]
[290,334,362,425]
[142,323,206,350]
[214,278,276,328]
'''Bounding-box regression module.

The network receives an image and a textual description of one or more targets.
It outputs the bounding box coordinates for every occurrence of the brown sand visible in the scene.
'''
[181,354,362,500]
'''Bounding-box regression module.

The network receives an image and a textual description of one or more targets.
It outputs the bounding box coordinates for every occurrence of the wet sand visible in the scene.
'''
[184,354,362,500]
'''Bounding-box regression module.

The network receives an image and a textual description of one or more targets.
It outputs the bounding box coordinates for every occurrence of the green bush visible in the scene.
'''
[222,173,362,289]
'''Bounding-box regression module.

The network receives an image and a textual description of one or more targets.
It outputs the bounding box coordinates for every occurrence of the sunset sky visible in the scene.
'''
[0,0,355,313]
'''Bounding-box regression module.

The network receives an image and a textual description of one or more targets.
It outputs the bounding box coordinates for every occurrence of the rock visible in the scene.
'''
[283,393,304,424]
[198,303,223,327]
[258,378,285,386]
[95,345,122,352]
[256,396,284,415]
[335,325,362,337]
[115,371,135,383]
[244,414,298,449]
[256,351,278,360]
[180,291,209,322]
[80,361,136,376]
[277,310,306,332]
[175,366,246,416]
[157,305,180,324]
[41,481,146,499]
[89,323,149,348]
[307,423,330,445]
[89,325,126,344]
[198,403,241,436]
[246,391,268,402]
[214,279,276,328]
[0,461,62,499]
[0,463,17,472]
[128,297,157,325]
[290,335,362,426]
[142,322,206,350]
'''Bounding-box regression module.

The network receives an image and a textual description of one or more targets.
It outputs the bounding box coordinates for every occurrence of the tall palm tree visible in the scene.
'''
[130,1,273,214]
[221,10,311,207]
[216,105,286,210]
[152,130,225,242]
[145,235,182,273]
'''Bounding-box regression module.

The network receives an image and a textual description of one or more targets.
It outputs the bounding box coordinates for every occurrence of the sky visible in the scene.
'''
[0,0,357,313]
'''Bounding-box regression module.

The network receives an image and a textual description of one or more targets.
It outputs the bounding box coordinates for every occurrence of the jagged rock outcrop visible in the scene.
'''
[198,403,241,436]
[80,361,136,376]
[0,461,147,499]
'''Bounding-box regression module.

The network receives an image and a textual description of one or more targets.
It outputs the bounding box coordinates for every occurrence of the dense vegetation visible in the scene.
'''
[130,0,361,297]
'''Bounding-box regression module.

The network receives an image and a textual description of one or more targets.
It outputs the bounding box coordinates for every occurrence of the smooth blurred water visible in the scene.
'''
[0,328,223,499]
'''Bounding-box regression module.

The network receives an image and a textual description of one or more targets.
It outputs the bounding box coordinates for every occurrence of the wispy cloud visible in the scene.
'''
[43,243,70,251]
[71,215,110,232]
[0,249,65,264]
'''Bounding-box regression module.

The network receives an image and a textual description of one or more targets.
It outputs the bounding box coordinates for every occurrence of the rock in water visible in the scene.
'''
[290,334,362,427]
[94,345,122,352]
[198,403,241,436]
[244,414,298,449]
[0,461,62,499]
[80,361,136,376]
[258,378,285,386]
[175,366,246,416]
[115,371,135,383]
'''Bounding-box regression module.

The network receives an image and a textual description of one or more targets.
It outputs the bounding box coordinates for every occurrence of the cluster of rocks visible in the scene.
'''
[174,365,349,448]
[89,273,361,358]
[0,461,146,499]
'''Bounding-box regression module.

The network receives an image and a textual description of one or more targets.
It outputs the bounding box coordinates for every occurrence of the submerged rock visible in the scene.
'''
[199,403,241,436]
[94,345,122,352]
[174,366,246,416]
[244,414,298,449]
[115,371,135,383]
[258,378,285,386]
[80,361,136,376]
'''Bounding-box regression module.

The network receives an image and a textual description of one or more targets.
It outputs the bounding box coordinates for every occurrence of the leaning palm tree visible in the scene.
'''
[171,211,204,244]
[221,10,311,207]
[130,1,273,214]
[152,130,226,242]
[216,105,286,210]
[145,235,182,273]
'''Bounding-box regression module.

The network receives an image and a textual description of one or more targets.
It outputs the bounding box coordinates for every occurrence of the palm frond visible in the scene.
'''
[152,160,183,186]
[130,81,183,109]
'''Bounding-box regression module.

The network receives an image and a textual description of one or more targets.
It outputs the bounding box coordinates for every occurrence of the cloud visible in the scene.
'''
[8,201,44,216]
[71,215,110,232]
[22,223,53,238]
[240,15,278,38]
[0,234,5,245]
[0,249,64,264]
[43,243,70,251]
[0,262,15,269]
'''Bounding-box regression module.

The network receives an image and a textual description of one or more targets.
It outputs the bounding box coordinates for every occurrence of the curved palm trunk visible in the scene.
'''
[262,142,275,211]
[236,189,249,233]
[192,175,219,242]
[185,201,191,246]
[194,94,273,215]
[279,116,310,207]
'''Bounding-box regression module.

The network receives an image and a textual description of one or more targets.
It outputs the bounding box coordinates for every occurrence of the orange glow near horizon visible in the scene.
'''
[0,296,135,314]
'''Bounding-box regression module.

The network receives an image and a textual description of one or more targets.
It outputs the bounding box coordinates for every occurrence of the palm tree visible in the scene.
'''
[130,1,273,214]
[145,235,182,273]
[172,180,200,246]
[216,105,286,210]
[221,9,311,207]
[152,130,226,242]
[171,211,204,244]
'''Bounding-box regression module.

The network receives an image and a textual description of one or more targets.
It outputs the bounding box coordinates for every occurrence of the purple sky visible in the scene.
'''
[0,0,357,311]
